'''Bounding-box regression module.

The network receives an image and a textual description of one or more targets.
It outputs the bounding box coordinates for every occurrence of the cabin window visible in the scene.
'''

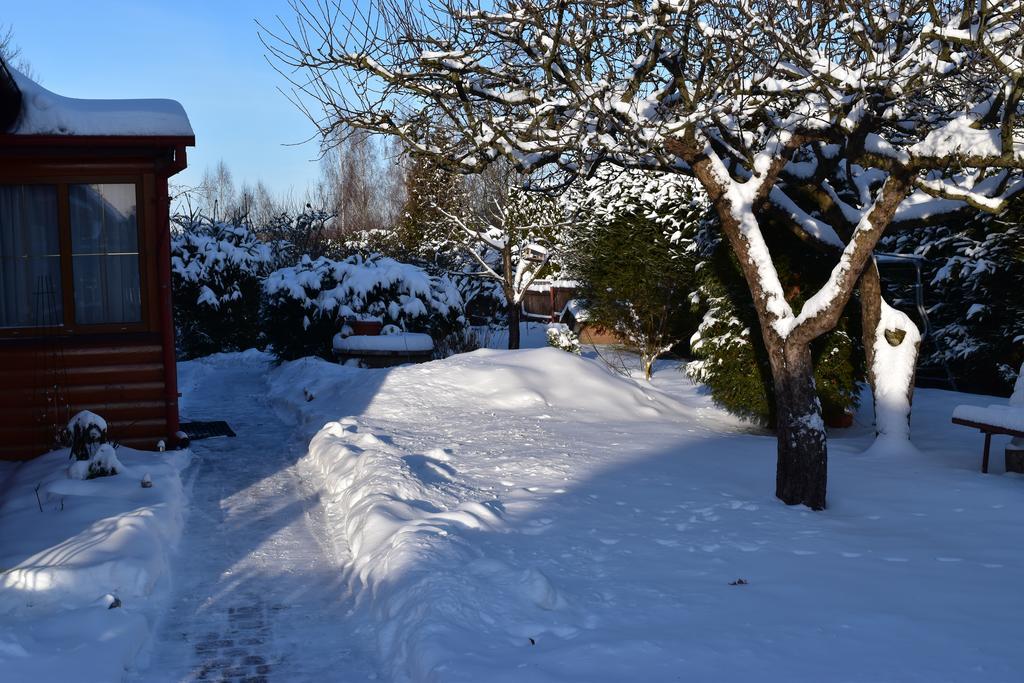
[0,184,62,327]
[69,184,142,325]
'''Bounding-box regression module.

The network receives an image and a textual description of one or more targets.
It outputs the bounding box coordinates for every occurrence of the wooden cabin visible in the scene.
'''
[0,59,194,459]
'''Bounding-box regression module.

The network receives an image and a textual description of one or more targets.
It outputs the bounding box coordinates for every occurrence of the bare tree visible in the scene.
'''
[265,0,1024,509]
[442,181,562,349]
[314,127,404,235]
[196,160,238,222]
[0,24,35,80]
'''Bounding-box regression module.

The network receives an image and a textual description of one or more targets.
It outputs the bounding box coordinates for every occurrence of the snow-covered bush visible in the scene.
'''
[171,219,280,358]
[63,411,121,479]
[68,443,123,480]
[262,253,467,360]
[546,324,581,355]
[65,410,108,462]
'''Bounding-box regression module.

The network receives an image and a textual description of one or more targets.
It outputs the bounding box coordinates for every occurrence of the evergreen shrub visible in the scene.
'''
[171,219,280,358]
[261,253,467,361]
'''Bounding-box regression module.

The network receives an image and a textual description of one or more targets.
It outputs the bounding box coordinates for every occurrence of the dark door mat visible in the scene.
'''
[179,421,236,440]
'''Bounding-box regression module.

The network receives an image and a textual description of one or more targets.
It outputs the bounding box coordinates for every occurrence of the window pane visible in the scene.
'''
[0,185,62,328]
[70,184,142,325]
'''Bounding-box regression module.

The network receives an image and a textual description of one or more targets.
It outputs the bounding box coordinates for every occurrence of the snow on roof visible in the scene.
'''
[6,65,193,138]
[527,279,579,292]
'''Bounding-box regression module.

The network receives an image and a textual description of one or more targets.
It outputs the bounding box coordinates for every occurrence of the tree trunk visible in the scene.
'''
[643,354,654,381]
[859,257,882,396]
[507,300,521,350]
[859,259,920,441]
[772,342,828,510]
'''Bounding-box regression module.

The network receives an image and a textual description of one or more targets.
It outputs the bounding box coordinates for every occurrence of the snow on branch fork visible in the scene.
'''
[266,0,1024,509]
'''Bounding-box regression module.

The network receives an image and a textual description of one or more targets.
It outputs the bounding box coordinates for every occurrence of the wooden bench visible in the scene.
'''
[950,416,1024,473]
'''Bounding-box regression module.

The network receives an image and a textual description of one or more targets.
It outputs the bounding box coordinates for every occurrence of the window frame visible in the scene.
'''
[0,174,150,337]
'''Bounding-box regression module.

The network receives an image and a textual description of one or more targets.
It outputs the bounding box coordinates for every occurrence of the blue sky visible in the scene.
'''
[5,1,327,198]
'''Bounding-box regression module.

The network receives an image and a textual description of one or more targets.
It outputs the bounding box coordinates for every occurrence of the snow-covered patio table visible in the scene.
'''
[332,332,434,367]
[951,404,1024,473]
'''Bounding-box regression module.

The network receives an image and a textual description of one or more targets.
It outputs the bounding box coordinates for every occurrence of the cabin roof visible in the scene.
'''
[0,59,193,139]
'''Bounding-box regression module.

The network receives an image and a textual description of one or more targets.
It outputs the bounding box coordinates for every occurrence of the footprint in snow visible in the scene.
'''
[792,550,817,556]
[732,541,761,552]
[402,454,458,484]
[840,552,862,558]
[655,539,679,547]
[936,557,962,562]
[883,557,910,562]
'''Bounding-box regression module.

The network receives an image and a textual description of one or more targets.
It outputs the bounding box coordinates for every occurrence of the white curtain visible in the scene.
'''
[69,184,141,325]
[0,185,62,327]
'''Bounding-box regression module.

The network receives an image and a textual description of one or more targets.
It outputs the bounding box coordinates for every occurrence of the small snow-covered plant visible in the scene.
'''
[65,411,108,462]
[546,324,581,355]
[68,443,123,480]
[171,217,281,358]
[262,253,467,360]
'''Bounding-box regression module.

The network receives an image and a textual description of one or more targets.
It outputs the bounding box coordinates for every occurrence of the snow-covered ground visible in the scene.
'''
[264,344,1023,683]
[136,350,377,681]
[0,445,191,682]
[8,330,1019,682]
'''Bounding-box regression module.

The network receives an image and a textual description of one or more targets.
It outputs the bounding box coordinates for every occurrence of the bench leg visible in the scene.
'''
[982,432,992,474]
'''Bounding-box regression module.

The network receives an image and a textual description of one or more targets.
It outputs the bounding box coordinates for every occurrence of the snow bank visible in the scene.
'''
[270,348,711,681]
[415,348,691,420]
[265,348,1022,682]
[0,447,192,681]
[9,66,193,137]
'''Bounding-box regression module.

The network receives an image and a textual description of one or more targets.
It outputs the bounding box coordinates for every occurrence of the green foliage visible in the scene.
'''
[812,323,862,422]
[565,169,704,376]
[390,144,467,267]
[688,249,775,423]
[689,221,865,427]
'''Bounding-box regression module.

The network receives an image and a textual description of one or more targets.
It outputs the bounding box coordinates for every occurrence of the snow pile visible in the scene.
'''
[272,349,713,680]
[869,300,922,451]
[67,443,124,480]
[9,66,193,137]
[0,446,192,681]
[373,348,691,420]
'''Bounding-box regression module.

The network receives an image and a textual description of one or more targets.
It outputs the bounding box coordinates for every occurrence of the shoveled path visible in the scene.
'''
[130,353,375,682]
